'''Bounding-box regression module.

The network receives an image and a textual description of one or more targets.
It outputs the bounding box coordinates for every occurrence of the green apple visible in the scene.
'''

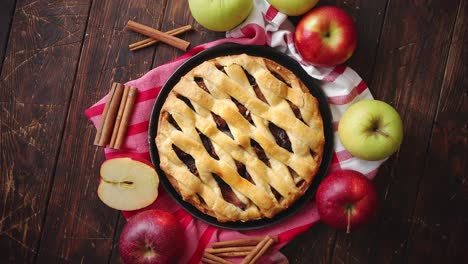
[338,100,403,161]
[188,0,253,32]
[267,0,319,16]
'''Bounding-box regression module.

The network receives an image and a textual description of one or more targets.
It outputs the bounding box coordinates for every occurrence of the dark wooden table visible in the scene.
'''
[1,0,466,263]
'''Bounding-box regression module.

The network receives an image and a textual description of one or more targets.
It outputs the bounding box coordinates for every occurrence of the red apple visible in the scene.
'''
[295,6,357,66]
[98,157,159,211]
[119,209,184,264]
[316,170,377,233]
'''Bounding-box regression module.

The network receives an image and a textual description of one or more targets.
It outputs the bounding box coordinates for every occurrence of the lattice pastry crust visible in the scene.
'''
[156,54,324,222]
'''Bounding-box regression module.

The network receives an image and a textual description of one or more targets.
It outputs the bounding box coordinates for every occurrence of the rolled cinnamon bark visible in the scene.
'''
[94,82,116,145]
[215,251,251,257]
[127,20,190,51]
[129,25,192,51]
[241,236,275,264]
[109,85,129,148]
[249,237,275,264]
[113,86,137,149]
[203,252,233,264]
[211,237,263,248]
[97,83,124,146]
[206,246,255,254]
[201,257,219,264]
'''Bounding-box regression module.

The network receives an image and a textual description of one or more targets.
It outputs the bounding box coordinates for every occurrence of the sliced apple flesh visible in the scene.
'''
[98,158,159,211]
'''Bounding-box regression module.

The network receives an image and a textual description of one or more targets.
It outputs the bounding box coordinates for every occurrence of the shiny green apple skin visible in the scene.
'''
[267,0,319,16]
[188,0,253,32]
[338,100,403,161]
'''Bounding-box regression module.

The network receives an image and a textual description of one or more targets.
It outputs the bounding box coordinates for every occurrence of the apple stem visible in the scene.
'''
[346,208,351,234]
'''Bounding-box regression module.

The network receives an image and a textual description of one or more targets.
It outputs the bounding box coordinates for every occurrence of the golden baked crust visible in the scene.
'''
[156,54,324,222]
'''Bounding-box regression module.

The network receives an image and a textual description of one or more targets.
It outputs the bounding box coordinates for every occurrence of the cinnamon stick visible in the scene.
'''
[215,251,251,258]
[129,25,192,51]
[113,86,137,149]
[203,252,233,264]
[97,83,124,146]
[109,85,129,148]
[93,83,117,145]
[241,236,275,264]
[211,237,263,248]
[248,237,275,264]
[126,20,190,51]
[206,246,255,254]
[201,257,220,264]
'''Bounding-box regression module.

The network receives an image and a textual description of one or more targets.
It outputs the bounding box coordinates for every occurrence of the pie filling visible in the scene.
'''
[156,54,324,222]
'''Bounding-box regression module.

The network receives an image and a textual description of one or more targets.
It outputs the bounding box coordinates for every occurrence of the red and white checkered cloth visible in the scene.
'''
[85,0,384,263]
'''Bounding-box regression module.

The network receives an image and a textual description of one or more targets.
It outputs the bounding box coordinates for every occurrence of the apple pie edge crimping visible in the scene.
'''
[156,54,325,222]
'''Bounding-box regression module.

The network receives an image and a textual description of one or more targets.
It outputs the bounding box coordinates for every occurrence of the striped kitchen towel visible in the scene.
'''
[85,0,384,263]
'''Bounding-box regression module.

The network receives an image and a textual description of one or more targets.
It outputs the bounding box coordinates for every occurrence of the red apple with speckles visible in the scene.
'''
[316,170,377,233]
[295,6,357,66]
[119,209,184,264]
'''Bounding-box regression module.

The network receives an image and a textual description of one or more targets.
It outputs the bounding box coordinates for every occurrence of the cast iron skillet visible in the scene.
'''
[148,43,334,230]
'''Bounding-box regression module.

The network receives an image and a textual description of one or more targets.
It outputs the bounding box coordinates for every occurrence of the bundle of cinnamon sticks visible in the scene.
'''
[203,236,285,264]
[126,20,193,51]
[94,82,137,149]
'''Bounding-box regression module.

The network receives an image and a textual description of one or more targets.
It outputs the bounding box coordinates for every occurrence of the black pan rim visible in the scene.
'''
[148,43,334,230]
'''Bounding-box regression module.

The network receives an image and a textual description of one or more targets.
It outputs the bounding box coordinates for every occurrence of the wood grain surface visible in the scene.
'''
[1,0,91,262]
[406,1,467,262]
[0,0,16,72]
[0,0,466,263]
[363,0,462,263]
[35,1,166,262]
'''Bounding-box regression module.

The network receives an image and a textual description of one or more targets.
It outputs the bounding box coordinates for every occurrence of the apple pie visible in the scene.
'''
[156,54,324,222]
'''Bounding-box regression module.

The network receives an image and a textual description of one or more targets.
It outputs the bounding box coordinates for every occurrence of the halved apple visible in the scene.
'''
[98,157,159,211]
